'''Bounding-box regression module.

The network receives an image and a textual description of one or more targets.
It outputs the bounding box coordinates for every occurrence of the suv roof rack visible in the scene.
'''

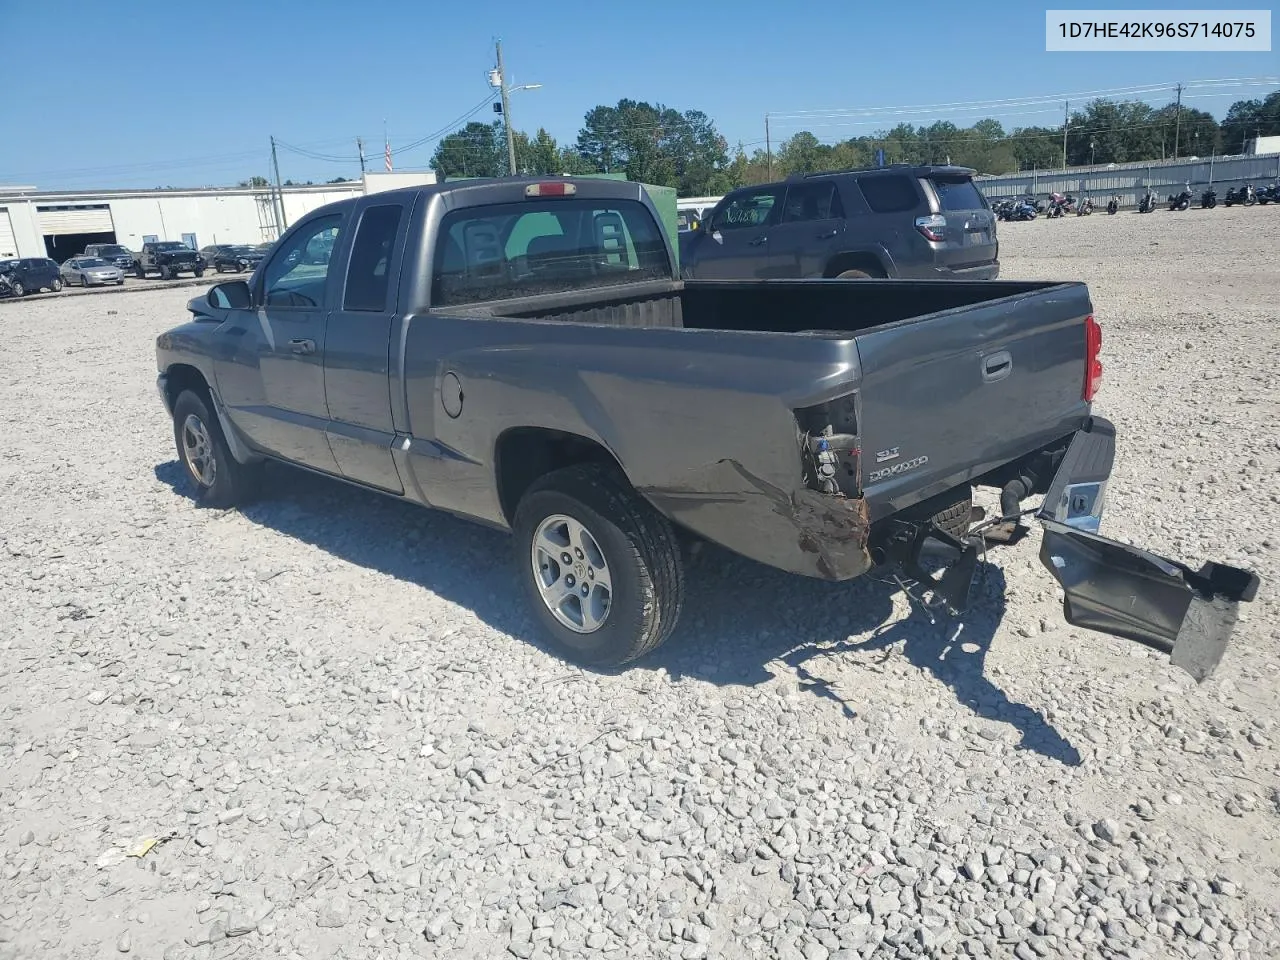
[797,163,977,180]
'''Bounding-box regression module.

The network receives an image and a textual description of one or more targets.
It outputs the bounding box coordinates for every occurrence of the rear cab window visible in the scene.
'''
[432,198,670,308]
[854,175,920,214]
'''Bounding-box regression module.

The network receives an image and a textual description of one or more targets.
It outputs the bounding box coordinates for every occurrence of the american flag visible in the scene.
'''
[385,138,393,172]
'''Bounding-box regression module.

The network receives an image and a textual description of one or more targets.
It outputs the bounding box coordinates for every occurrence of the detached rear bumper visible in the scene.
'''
[1036,417,1260,681]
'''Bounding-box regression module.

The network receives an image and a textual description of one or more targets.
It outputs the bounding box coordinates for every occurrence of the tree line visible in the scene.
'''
[429,91,1280,192]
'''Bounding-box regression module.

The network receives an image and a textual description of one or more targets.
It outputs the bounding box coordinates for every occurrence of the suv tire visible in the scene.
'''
[931,495,974,540]
[513,464,684,667]
[836,268,874,280]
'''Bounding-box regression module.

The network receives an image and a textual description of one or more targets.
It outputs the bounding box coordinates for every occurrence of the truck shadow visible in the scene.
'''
[155,460,1079,765]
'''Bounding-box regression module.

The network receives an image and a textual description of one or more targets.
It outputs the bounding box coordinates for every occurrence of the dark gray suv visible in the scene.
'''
[680,165,998,281]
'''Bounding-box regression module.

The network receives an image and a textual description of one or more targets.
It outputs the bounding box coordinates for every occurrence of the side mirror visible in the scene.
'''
[207,279,252,310]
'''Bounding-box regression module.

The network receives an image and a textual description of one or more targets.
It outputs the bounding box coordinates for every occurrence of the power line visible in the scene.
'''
[765,76,1278,121]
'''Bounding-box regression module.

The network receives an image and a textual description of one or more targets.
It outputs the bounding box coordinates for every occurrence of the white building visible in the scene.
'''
[0,171,436,261]
[1247,135,1280,156]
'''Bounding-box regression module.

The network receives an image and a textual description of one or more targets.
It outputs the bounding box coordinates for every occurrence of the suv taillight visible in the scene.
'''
[914,214,946,242]
[1083,314,1103,401]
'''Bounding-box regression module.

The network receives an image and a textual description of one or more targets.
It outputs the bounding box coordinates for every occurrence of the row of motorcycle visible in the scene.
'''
[992,181,1280,219]
[992,194,1096,219]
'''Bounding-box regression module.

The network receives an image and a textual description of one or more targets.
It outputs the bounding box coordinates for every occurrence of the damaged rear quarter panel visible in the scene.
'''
[401,314,870,576]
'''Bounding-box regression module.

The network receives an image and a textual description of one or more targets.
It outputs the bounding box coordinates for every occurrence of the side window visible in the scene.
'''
[343,204,404,312]
[711,189,781,230]
[781,182,844,223]
[263,214,342,308]
[856,176,919,214]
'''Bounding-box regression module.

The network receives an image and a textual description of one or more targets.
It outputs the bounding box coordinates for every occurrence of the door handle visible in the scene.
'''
[816,229,838,240]
[982,350,1013,383]
[290,338,316,356]
[747,236,768,247]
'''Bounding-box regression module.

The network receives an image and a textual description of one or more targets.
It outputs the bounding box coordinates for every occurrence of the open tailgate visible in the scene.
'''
[1035,420,1260,681]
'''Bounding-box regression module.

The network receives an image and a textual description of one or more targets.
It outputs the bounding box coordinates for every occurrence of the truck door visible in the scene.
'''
[322,199,412,493]
[682,187,781,279]
[212,212,345,471]
[768,180,846,278]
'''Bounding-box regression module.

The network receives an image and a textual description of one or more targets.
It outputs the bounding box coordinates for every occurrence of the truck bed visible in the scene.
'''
[441,276,1093,528]
[450,277,1063,336]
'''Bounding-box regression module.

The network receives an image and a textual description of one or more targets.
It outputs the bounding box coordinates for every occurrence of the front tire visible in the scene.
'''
[172,389,262,508]
[513,464,684,667]
[195,268,204,278]
[11,280,24,297]
[51,278,63,292]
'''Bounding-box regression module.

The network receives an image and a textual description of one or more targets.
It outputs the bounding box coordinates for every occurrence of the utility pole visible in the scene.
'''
[765,115,773,180]
[357,137,367,174]
[1062,101,1069,169]
[1172,82,1184,159]
[270,136,288,234]
[496,40,517,176]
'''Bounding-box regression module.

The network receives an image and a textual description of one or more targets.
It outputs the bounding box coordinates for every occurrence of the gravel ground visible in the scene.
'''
[1,205,1278,960]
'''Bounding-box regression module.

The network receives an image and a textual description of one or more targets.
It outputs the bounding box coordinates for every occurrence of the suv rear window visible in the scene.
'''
[855,175,919,214]
[928,177,987,212]
[432,199,670,307]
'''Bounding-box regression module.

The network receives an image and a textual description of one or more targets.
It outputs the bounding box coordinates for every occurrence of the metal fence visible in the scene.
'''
[974,153,1280,208]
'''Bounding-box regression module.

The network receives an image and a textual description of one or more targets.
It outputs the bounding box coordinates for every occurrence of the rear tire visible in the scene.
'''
[11,280,25,297]
[51,278,63,292]
[512,464,684,667]
[195,268,204,278]
[172,389,262,508]
[835,268,874,280]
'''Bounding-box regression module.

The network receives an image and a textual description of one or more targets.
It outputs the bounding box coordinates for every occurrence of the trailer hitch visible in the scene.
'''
[876,520,983,618]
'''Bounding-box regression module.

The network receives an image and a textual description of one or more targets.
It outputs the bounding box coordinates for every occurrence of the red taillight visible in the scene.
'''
[1083,313,1103,401]
[914,214,947,242]
[524,181,576,198]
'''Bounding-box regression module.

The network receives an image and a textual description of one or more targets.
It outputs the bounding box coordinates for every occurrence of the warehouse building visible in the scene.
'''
[0,171,435,261]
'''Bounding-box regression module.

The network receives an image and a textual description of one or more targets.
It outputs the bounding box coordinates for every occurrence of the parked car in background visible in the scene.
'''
[0,257,63,296]
[83,243,137,272]
[211,244,266,273]
[681,165,998,281]
[60,256,125,287]
[134,242,205,280]
[198,245,237,266]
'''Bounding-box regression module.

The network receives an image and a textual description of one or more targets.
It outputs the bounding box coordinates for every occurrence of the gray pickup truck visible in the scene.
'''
[155,176,1258,678]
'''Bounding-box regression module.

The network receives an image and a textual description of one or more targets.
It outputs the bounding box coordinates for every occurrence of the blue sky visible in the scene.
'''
[1,0,1275,189]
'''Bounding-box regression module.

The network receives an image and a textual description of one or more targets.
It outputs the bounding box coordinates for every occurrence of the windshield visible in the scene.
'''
[230,245,259,254]
[432,199,670,308]
[78,258,110,267]
[153,242,189,251]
